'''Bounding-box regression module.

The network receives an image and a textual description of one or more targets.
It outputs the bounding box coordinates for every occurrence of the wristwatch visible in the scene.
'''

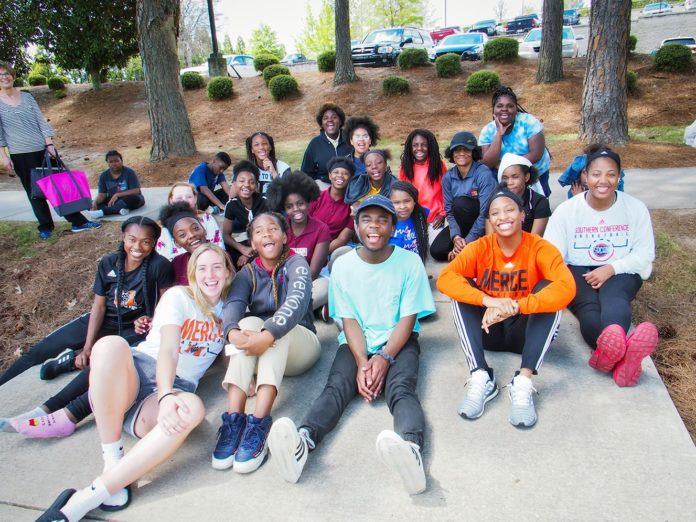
[374,349,396,366]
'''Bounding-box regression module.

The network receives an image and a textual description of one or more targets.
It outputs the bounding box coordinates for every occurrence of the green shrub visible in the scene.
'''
[626,70,638,96]
[47,76,68,90]
[435,54,461,78]
[262,64,291,86]
[466,70,501,94]
[13,78,25,87]
[382,75,410,95]
[629,35,638,53]
[484,37,519,61]
[181,71,205,90]
[53,89,67,99]
[125,56,144,81]
[268,74,299,100]
[206,76,234,100]
[317,50,336,72]
[654,44,693,72]
[397,48,429,69]
[253,54,280,72]
[27,74,47,86]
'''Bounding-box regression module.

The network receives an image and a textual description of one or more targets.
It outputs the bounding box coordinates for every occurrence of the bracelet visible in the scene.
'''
[158,392,175,404]
[374,349,396,366]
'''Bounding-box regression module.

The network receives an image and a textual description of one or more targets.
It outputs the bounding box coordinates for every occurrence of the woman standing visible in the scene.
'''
[301,103,351,187]
[479,86,552,197]
[0,61,100,238]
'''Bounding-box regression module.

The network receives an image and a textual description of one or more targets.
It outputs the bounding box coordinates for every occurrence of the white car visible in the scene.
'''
[639,2,673,17]
[519,27,580,59]
[685,0,696,11]
[179,54,259,79]
[659,37,696,54]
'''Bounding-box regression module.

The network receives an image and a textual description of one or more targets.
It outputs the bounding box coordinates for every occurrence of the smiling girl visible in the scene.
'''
[389,180,429,263]
[159,202,209,285]
[246,132,291,194]
[212,212,320,474]
[438,188,575,428]
[345,149,397,208]
[343,116,380,174]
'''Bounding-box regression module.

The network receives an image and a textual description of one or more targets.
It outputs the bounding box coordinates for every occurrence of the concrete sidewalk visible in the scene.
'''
[1,279,695,520]
[0,167,694,226]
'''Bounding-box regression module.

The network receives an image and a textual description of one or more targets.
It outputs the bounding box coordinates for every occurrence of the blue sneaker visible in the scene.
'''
[71,221,102,233]
[38,229,52,240]
[233,414,272,474]
[211,412,247,470]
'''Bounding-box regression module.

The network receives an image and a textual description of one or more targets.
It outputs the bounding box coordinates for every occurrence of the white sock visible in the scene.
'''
[88,209,104,219]
[0,407,45,432]
[61,477,110,521]
[101,439,125,472]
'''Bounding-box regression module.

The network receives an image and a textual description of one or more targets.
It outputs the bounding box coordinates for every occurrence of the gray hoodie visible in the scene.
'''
[222,254,316,341]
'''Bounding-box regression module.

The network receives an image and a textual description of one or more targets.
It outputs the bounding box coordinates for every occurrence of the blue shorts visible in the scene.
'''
[123,351,196,438]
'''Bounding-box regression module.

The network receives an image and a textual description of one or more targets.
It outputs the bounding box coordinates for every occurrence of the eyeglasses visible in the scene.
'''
[352,134,370,141]
[0,73,13,78]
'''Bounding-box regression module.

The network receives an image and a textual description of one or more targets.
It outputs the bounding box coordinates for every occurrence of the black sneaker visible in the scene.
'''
[36,488,75,521]
[40,349,76,380]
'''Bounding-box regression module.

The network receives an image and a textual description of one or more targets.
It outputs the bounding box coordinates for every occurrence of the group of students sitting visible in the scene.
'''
[0,94,659,520]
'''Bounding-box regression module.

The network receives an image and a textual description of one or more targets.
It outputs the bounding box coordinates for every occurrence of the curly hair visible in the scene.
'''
[491,85,529,114]
[159,201,200,236]
[233,159,260,182]
[400,128,443,185]
[245,131,279,170]
[390,181,429,263]
[315,102,346,130]
[344,116,380,149]
[266,171,320,212]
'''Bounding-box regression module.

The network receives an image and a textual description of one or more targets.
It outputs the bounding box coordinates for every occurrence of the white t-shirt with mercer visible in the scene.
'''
[133,286,225,385]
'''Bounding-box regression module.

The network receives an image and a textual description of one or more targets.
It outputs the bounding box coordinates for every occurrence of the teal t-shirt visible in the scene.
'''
[329,246,436,354]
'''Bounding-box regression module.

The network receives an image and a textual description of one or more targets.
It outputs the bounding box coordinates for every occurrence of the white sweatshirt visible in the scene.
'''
[544,191,655,280]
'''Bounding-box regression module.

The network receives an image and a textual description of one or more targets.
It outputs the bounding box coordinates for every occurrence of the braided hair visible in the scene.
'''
[245,211,291,309]
[400,129,444,185]
[246,131,279,172]
[491,85,529,114]
[116,216,162,335]
[390,180,429,263]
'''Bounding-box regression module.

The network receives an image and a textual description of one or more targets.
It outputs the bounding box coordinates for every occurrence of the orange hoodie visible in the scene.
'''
[437,232,576,314]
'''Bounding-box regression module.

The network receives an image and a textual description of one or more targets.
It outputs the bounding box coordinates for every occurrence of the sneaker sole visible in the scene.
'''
[211,453,235,470]
[100,485,132,512]
[613,322,658,387]
[458,385,499,420]
[268,418,304,483]
[589,325,626,373]
[39,348,75,380]
[233,446,268,474]
[375,431,426,495]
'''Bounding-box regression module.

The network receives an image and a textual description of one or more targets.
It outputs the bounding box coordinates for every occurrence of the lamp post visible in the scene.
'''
[206,0,226,77]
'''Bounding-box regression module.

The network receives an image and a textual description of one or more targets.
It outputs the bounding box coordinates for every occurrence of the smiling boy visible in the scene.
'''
[268,195,435,495]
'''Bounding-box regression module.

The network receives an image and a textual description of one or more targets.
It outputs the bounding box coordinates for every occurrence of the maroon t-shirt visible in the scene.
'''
[172,252,191,286]
[307,189,354,240]
[286,216,331,264]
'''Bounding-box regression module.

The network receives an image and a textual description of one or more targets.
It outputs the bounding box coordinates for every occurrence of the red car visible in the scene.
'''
[430,26,461,44]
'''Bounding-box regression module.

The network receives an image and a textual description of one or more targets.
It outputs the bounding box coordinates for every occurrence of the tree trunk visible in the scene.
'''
[334,0,357,85]
[88,65,102,91]
[137,0,196,161]
[536,0,563,83]
[579,0,631,145]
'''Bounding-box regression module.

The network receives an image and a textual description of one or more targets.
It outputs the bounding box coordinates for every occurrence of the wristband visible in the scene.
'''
[158,392,175,404]
[374,349,396,366]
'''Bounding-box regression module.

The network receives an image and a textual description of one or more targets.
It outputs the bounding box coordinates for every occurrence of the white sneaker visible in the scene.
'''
[268,417,308,483]
[375,430,426,495]
[458,369,498,419]
[119,208,130,216]
[86,209,104,220]
[508,375,538,428]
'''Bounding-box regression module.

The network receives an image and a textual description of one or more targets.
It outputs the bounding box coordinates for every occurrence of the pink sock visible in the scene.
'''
[11,409,76,439]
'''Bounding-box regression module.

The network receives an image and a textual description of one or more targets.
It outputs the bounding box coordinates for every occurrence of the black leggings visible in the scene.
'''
[0,313,142,386]
[430,196,480,262]
[196,188,229,211]
[96,194,145,215]
[11,150,87,232]
[567,265,642,349]
[43,368,92,422]
[450,280,561,376]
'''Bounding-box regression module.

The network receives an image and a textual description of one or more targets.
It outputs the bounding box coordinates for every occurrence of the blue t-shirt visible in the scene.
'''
[390,217,418,254]
[188,162,225,192]
[479,112,551,174]
[98,167,140,199]
[329,246,435,354]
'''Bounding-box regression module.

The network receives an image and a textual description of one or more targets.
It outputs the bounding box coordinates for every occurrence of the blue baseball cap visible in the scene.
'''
[355,194,396,219]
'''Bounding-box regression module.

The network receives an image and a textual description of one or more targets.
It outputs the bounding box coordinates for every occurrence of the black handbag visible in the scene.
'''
[30,148,66,199]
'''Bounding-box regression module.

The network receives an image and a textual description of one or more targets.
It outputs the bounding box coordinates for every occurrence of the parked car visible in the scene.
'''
[469,19,497,37]
[351,27,434,66]
[519,27,581,59]
[495,21,507,35]
[686,0,696,11]
[653,37,696,54]
[280,53,311,65]
[179,54,258,79]
[505,14,541,34]
[563,9,581,25]
[639,2,673,17]
[430,26,461,44]
[429,32,488,61]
